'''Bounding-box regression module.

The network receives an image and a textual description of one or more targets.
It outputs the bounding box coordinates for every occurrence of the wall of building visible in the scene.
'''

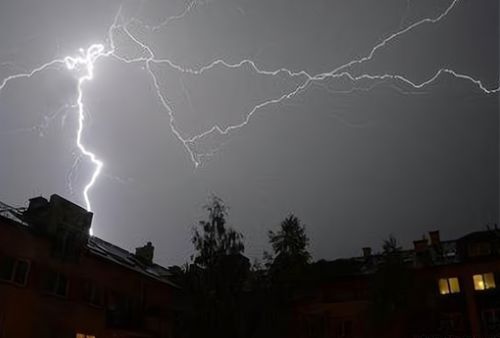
[0,216,173,338]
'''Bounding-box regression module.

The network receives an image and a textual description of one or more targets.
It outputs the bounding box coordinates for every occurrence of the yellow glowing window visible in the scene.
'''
[438,277,460,295]
[76,334,95,338]
[473,273,496,291]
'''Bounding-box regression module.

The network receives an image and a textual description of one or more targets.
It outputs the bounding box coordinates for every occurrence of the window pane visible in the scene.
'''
[344,320,352,336]
[449,278,460,293]
[439,278,450,294]
[13,260,29,285]
[484,273,496,289]
[56,274,68,297]
[473,274,485,290]
[43,270,58,293]
[76,334,85,338]
[0,256,15,281]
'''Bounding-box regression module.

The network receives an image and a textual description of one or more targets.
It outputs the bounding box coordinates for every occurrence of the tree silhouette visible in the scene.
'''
[185,196,247,338]
[370,235,412,336]
[268,214,310,272]
[192,195,244,269]
[262,214,311,338]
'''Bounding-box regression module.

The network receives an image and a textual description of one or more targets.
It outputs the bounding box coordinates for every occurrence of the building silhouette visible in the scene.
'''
[2,194,500,338]
[293,230,500,338]
[0,194,177,338]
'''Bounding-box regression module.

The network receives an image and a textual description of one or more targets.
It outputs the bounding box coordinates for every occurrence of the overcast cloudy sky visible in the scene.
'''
[0,0,498,265]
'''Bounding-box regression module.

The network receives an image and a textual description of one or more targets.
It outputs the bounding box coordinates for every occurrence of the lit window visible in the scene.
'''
[473,273,496,291]
[76,334,95,338]
[438,277,460,295]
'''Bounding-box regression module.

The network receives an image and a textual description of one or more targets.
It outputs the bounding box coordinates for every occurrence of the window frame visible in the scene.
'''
[76,334,96,338]
[43,270,69,298]
[0,254,31,287]
[82,279,103,307]
[438,277,461,295]
[473,272,496,291]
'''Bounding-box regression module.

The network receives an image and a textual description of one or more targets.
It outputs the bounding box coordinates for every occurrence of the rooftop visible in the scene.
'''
[0,198,177,288]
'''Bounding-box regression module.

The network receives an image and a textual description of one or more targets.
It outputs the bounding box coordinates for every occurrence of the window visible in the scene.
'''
[83,279,102,306]
[0,255,30,286]
[54,228,83,261]
[482,308,500,333]
[438,277,460,295]
[336,319,353,337]
[439,312,463,333]
[473,273,496,291]
[468,242,491,257]
[43,270,68,297]
[76,334,95,338]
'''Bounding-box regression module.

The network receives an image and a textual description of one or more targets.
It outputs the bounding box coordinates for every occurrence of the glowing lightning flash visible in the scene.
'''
[0,0,498,232]
[113,0,498,166]
[63,44,109,214]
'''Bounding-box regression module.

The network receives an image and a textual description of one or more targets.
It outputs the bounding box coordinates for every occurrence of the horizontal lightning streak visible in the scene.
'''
[0,0,498,224]
[118,0,497,147]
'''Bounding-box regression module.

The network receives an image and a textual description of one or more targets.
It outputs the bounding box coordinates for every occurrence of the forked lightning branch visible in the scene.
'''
[0,0,497,221]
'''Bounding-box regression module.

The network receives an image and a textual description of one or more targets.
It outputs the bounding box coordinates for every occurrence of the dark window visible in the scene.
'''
[468,242,492,257]
[0,255,30,286]
[13,260,29,285]
[53,226,86,262]
[335,319,353,337]
[343,320,352,336]
[43,270,68,297]
[483,308,500,333]
[0,256,15,281]
[83,279,102,306]
[439,312,464,334]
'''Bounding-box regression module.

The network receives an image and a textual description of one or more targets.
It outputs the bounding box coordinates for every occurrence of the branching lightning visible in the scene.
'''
[0,0,498,224]
[63,44,111,211]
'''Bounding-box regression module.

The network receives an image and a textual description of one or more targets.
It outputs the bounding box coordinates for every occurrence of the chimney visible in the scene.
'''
[24,194,92,261]
[135,242,154,265]
[362,247,372,257]
[413,238,428,253]
[27,196,49,212]
[24,194,92,236]
[429,230,440,246]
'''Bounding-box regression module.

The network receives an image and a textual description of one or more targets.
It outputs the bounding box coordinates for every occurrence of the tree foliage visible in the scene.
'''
[267,214,310,274]
[192,195,244,269]
[371,234,412,332]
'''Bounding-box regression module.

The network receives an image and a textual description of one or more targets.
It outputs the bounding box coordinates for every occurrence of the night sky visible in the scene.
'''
[0,0,498,266]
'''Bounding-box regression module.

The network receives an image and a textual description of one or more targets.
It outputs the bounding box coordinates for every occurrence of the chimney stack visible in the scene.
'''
[135,242,154,265]
[24,194,92,236]
[23,194,92,261]
[429,230,440,246]
[362,247,372,257]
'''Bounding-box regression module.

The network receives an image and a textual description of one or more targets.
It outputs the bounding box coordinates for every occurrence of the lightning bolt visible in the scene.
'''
[0,0,497,229]
[63,44,112,212]
[113,0,498,164]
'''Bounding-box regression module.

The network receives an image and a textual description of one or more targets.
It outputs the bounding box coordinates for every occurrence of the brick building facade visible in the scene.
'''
[294,230,500,338]
[0,194,177,338]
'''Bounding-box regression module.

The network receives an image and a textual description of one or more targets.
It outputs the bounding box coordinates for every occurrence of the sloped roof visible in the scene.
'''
[87,236,178,288]
[0,209,28,226]
[0,209,177,288]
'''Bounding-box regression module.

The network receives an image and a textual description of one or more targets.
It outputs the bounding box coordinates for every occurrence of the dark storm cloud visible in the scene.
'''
[0,0,498,265]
